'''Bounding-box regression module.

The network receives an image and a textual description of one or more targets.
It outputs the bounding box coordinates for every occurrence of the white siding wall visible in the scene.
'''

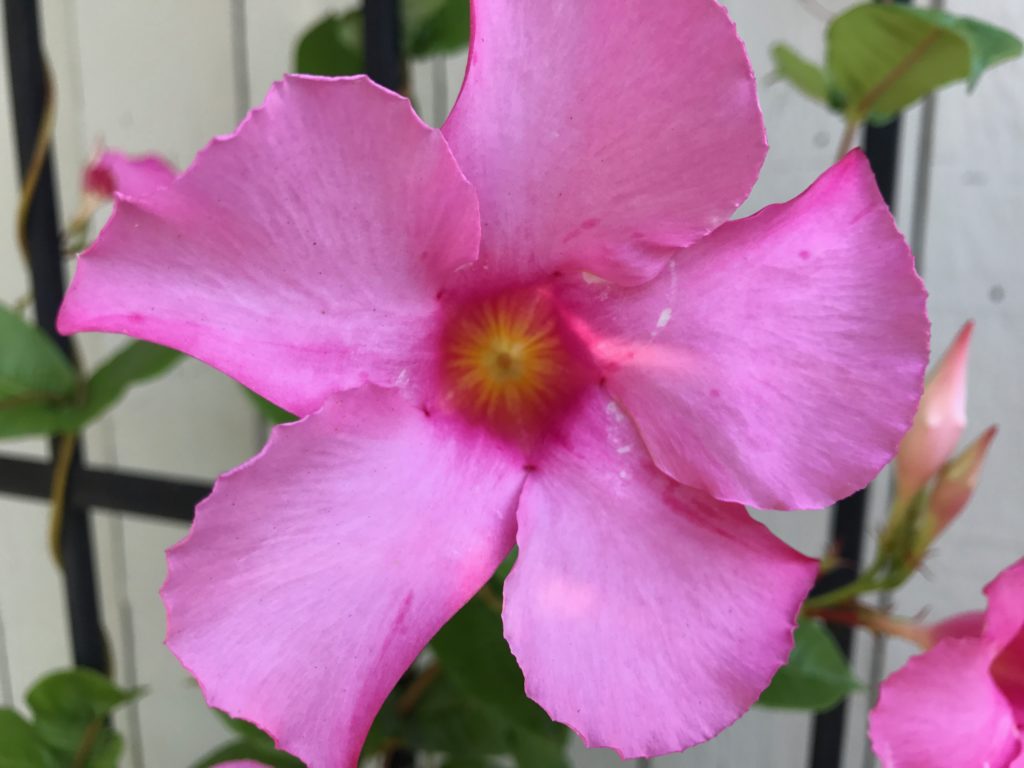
[0,1,1020,766]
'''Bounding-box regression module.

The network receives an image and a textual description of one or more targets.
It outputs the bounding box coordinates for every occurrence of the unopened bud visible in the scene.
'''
[924,425,997,541]
[895,322,973,501]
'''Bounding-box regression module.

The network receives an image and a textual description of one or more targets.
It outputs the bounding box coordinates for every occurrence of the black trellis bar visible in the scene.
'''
[4,0,106,673]
[365,0,405,93]
[0,456,207,521]
[809,490,873,767]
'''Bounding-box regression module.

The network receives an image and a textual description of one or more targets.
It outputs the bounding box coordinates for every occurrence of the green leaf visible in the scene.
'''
[771,44,829,104]
[242,387,298,425]
[827,4,1022,123]
[27,669,139,726]
[408,674,566,767]
[432,598,548,734]
[0,305,76,402]
[403,0,470,57]
[192,740,304,768]
[361,595,568,766]
[361,691,402,758]
[26,669,139,766]
[430,597,569,766]
[294,1,470,78]
[81,341,182,420]
[0,341,181,438]
[758,619,859,712]
[0,709,60,768]
[214,710,275,744]
[191,713,305,768]
[77,729,123,768]
[295,10,365,77]
[402,675,513,756]
[0,398,75,438]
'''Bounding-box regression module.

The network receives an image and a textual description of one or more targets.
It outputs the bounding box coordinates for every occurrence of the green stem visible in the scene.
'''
[803,562,884,611]
[807,603,932,649]
[835,118,861,161]
[72,718,102,768]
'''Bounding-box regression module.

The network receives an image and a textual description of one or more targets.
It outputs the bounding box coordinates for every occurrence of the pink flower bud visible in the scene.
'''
[82,150,176,201]
[895,321,973,501]
[926,425,998,539]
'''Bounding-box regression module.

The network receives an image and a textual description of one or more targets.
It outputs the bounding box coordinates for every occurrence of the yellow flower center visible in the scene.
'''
[441,290,592,438]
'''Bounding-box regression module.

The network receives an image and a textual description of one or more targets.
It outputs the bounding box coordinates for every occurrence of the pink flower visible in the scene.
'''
[895,321,973,503]
[869,560,1024,768]
[82,149,176,200]
[57,1,928,764]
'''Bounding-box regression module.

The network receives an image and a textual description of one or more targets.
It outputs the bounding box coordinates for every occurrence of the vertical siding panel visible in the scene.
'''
[0,500,71,709]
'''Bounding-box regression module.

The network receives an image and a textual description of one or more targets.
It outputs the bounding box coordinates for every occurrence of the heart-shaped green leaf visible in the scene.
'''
[0,341,181,438]
[0,710,61,768]
[828,5,1022,123]
[771,44,829,105]
[758,619,860,712]
[0,305,76,403]
[16,668,140,767]
[774,4,1021,123]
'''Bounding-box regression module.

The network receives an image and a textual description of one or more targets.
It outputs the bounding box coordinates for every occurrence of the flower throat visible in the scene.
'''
[440,288,595,441]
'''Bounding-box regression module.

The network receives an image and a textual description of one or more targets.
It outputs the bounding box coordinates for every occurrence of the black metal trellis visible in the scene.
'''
[0,0,907,765]
[4,0,106,674]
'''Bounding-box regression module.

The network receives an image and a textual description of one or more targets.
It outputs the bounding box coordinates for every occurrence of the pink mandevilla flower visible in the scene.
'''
[58,1,929,764]
[82,149,176,200]
[869,559,1024,768]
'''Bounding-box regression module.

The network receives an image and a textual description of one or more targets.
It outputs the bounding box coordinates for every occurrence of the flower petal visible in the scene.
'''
[984,559,1024,648]
[928,610,985,644]
[442,0,765,287]
[60,76,480,416]
[84,150,176,199]
[869,638,1022,768]
[163,386,523,767]
[503,391,816,757]
[985,560,1024,721]
[558,151,929,510]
